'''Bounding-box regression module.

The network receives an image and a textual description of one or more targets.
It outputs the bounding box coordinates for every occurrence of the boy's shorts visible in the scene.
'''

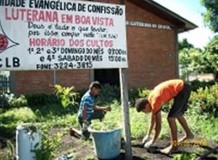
[168,83,191,118]
[78,110,105,139]
[78,110,105,127]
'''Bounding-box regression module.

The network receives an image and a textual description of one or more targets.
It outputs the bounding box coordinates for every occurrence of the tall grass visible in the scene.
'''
[0,100,217,142]
[91,101,171,140]
[91,100,218,142]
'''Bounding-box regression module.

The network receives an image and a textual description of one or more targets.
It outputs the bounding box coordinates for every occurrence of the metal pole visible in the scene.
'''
[119,68,133,160]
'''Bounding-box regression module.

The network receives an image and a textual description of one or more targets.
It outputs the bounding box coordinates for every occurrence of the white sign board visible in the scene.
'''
[0,0,127,70]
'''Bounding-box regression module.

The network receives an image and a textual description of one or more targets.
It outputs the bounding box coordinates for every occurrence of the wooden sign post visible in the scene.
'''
[119,68,133,160]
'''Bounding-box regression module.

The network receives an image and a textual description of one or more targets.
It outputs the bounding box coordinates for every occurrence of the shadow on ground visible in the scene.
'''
[98,152,145,160]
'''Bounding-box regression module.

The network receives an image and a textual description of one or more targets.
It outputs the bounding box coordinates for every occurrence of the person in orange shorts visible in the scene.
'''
[135,79,194,154]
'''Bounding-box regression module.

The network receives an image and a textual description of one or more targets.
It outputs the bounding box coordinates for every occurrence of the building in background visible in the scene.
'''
[10,0,197,94]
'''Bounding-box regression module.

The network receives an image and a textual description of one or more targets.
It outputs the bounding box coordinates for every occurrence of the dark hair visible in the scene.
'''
[89,81,102,90]
[135,98,148,112]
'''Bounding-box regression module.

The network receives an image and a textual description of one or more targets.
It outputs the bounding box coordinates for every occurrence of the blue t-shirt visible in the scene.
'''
[78,91,95,121]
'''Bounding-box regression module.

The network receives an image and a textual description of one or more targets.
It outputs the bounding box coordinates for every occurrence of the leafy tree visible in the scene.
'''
[201,35,218,79]
[179,36,218,81]
[179,47,202,80]
[201,0,218,32]
[179,39,201,80]
[178,38,194,50]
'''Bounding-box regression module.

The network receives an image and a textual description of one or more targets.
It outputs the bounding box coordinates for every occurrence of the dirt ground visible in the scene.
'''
[56,131,218,160]
[1,128,218,160]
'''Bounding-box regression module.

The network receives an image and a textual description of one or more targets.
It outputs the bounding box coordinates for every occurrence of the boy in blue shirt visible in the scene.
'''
[70,81,111,139]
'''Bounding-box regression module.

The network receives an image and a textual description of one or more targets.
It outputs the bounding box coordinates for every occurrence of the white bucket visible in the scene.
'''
[16,124,41,160]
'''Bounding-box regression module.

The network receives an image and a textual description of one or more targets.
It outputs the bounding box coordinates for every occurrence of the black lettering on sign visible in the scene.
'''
[13,57,20,67]
[0,0,25,7]
[28,22,45,29]
[60,48,85,54]
[28,30,40,37]
[36,64,51,70]
[77,62,93,69]
[77,3,86,12]
[54,23,69,30]
[6,57,20,68]
[53,62,75,69]
[0,57,20,68]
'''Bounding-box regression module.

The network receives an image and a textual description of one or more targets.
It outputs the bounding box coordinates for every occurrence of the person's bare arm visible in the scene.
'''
[142,112,156,144]
[152,111,162,143]
[93,105,111,111]
[82,105,87,122]
[146,112,156,137]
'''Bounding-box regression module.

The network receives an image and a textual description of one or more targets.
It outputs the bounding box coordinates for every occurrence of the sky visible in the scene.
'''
[153,0,216,48]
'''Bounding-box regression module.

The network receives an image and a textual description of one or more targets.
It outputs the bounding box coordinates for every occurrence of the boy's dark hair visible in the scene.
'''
[89,81,102,90]
[135,98,148,112]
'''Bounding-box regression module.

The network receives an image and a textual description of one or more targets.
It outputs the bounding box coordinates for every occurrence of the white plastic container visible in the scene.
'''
[16,124,41,160]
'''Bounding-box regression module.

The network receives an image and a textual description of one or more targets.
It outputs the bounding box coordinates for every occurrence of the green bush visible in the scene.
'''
[77,89,86,101]
[91,100,122,131]
[128,88,142,106]
[1,93,60,109]
[32,103,75,117]
[0,94,11,108]
[173,153,197,160]
[54,84,79,108]
[33,132,63,160]
[0,107,36,123]
[190,80,216,91]
[91,121,120,131]
[9,95,27,108]
[77,85,149,107]
[0,107,37,137]
[128,87,150,106]
[96,84,120,105]
[25,93,60,107]
[138,88,151,98]
[190,84,218,117]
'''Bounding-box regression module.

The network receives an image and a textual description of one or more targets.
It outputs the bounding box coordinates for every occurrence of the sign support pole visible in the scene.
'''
[119,68,133,160]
